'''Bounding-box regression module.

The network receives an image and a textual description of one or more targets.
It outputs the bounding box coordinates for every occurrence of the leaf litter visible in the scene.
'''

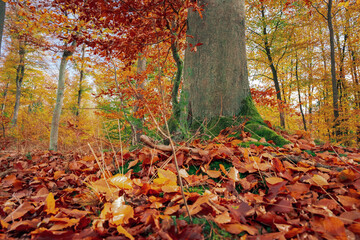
[0,128,359,239]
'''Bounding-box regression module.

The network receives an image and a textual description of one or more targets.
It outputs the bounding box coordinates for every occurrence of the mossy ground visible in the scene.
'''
[176,96,291,146]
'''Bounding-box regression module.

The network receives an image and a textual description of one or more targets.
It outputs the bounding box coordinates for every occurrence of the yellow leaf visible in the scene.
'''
[117,225,134,240]
[53,170,64,180]
[109,174,133,190]
[228,167,240,181]
[111,196,134,225]
[265,177,284,185]
[311,174,329,186]
[153,168,177,186]
[45,193,58,215]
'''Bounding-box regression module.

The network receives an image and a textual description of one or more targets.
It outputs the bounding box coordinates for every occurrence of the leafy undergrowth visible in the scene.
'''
[0,128,360,239]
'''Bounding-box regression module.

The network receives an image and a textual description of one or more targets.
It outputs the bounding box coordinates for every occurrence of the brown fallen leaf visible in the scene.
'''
[4,202,35,222]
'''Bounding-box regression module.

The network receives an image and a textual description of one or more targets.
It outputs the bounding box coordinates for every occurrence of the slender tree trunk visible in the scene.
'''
[133,56,146,143]
[171,41,183,121]
[261,6,285,128]
[76,44,86,117]
[49,42,76,151]
[0,1,5,56]
[1,82,8,138]
[295,54,307,131]
[327,0,340,131]
[11,41,25,126]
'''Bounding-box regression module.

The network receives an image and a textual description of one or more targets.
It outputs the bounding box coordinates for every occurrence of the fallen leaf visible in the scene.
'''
[117,225,134,240]
[109,174,133,189]
[311,174,329,186]
[4,202,35,222]
[45,193,59,215]
[265,177,284,185]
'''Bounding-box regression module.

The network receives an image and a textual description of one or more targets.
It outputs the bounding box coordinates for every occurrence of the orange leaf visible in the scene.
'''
[207,170,221,178]
[219,164,227,175]
[117,225,134,240]
[322,217,347,240]
[45,193,58,215]
[349,223,360,235]
[265,177,284,185]
[223,223,258,235]
[214,211,231,224]
[109,174,133,190]
[53,171,65,180]
[161,185,180,193]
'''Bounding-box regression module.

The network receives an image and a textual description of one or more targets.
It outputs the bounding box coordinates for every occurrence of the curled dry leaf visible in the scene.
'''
[265,177,284,185]
[109,174,133,190]
[111,196,134,225]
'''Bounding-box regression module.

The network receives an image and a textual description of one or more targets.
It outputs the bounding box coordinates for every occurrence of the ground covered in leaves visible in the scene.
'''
[1,128,360,239]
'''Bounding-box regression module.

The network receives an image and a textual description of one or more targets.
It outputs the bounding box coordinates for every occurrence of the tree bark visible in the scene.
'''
[171,41,183,121]
[0,1,5,56]
[76,44,86,117]
[185,0,252,121]
[133,56,146,143]
[295,54,307,131]
[49,42,76,151]
[260,5,286,129]
[327,0,340,129]
[11,40,25,126]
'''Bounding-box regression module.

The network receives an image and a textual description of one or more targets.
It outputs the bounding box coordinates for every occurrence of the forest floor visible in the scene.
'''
[0,127,360,239]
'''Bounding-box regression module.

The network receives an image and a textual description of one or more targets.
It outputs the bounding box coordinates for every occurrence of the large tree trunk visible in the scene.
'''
[183,0,289,146]
[49,43,75,151]
[185,0,251,120]
[11,41,25,126]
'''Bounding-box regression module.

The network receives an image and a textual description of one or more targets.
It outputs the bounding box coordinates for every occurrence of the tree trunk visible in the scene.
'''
[11,41,25,126]
[184,0,289,146]
[185,0,252,120]
[260,6,285,129]
[327,0,340,130]
[49,42,76,151]
[133,56,146,143]
[0,1,5,56]
[295,54,307,131]
[171,41,183,121]
[76,44,86,117]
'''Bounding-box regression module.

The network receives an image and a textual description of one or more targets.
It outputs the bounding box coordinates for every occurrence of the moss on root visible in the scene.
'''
[174,96,292,146]
[244,122,291,146]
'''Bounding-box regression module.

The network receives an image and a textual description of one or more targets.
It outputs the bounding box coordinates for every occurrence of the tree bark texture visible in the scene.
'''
[49,44,75,151]
[11,41,25,126]
[327,0,340,124]
[184,0,251,121]
[0,1,5,56]
[260,6,285,128]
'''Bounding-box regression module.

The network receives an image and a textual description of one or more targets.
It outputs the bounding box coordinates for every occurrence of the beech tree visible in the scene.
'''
[183,0,289,145]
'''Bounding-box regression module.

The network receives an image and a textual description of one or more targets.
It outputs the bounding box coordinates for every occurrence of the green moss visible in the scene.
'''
[244,123,291,147]
[239,141,273,148]
[304,150,316,157]
[185,186,208,195]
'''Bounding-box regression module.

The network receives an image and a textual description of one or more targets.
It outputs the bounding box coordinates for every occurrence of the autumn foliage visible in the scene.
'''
[1,128,360,239]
